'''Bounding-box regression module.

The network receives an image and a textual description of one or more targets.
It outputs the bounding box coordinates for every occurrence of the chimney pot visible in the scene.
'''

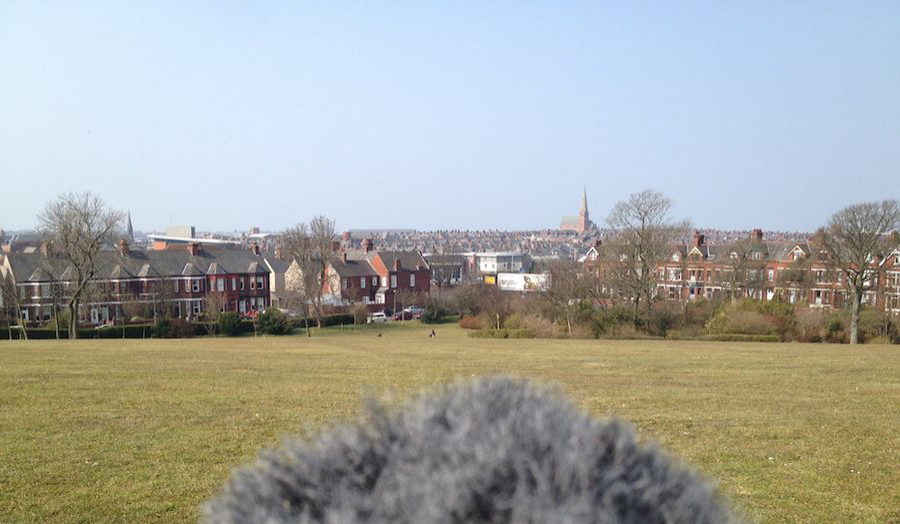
[394,258,401,271]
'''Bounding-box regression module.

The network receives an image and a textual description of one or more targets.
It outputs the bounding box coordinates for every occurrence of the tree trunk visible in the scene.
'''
[15,308,28,341]
[68,300,78,339]
[54,304,60,340]
[850,289,862,345]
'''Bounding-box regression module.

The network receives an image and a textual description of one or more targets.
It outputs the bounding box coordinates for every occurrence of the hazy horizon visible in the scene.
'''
[2,2,898,233]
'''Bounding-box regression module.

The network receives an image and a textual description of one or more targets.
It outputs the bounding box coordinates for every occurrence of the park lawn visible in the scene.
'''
[0,323,898,523]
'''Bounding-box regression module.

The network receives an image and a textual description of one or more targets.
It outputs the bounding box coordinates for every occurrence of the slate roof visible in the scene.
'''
[328,254,379,278]
[369,250,429,271]
[4,247,272,283]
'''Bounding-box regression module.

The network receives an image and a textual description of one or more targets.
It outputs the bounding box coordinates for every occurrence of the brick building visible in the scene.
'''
[1,241,272,326]
[589,230,900,312]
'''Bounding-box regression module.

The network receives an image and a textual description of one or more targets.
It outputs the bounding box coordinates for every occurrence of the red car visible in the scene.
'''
[393,311,415,321]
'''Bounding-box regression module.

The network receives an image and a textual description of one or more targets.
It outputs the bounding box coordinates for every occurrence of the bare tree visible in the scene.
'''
[818,199,900,344]
[37,193,124,339]
[282,216,335,335]
[719,238,768,303]
[203,290,229,337]
[1,273,27,340]
[604,190,690,323]
[541,260,596,337]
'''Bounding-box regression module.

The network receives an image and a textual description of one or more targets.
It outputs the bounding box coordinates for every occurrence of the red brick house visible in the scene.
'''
[588,229,899,313]
[318,239,431,311]
[1,241,272,326]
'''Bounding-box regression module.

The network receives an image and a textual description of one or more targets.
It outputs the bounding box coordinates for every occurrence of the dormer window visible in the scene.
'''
[672,253,680,262]
[752,252,762,260]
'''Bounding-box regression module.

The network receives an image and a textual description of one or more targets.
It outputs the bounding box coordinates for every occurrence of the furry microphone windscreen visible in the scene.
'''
[204,377,737,524]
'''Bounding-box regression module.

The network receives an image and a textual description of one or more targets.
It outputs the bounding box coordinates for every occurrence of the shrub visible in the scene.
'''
[647,302,681,337]
[351,304,370,325]
[152,318,194,338]
[257,308,291,335]
[706,304,778,337]
[824,313,847,343]
[218,313,242,337]
[794,309,825,343]
[320,314,354,327]
[421,297,448,324]
[458,315,484,330]
[858,309,899,343]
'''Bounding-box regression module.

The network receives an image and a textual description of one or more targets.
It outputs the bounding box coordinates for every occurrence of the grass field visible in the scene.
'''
[1,323,898,523]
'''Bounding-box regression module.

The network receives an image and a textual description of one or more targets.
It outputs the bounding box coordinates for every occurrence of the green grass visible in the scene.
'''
[1,323,898,523]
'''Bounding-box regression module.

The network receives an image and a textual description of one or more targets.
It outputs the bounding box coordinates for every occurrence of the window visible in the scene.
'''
[361,277,366,288]
[240,278,245,291]
[372,276,378,286]
[257,276,265,289]
[381,276,387,287]
[250,278,256,290]
[217,279,225,292]
[768,269,774,281]
[174,280,180,292]
[343,278,349,289]
[192,279,200,292]
[258,297,266,309]
[231,278,237,291]
[390,274,397,288]
[410,273,416,287]
[192,301,201,315]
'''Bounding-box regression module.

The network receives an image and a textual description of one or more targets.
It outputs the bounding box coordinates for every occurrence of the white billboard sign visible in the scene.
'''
[497,273,549,292]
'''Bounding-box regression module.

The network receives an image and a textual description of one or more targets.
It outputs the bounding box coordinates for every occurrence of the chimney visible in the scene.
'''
[342,231,351,243]
[188,242,201,256]
[250,241,260,256]
[341,251,348,263]
[751,229,763,242]
[362,238,374,253]
[117,238,129,257]
[40,240,51,256]
[594,239,603,249]
[693,231,705,247]
[393,258,401,271]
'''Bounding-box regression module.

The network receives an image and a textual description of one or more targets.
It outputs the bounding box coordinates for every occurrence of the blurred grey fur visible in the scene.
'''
[204,377,737,523]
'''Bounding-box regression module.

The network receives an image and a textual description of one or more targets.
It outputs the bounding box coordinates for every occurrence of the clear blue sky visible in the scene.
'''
[1,1,898,233]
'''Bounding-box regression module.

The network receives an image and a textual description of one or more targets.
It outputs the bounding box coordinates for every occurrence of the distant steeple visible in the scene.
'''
[126,212,134,243]
[580,187,589,216]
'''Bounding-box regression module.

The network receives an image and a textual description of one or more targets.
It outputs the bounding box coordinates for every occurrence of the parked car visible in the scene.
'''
[393,310,415,321]
[368,312,387,324]
[406,306,425,319]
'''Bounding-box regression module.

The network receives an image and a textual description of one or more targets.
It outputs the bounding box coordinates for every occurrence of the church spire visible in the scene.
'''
[581,187,588,215]
[126,211,134,243]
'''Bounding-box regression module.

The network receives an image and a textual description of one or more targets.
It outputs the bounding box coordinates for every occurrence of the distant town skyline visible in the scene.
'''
[2,2,898,232]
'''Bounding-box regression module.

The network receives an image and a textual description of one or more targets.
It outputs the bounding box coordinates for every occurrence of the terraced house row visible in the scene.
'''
[584,230,900,313]
[1,241,275,325]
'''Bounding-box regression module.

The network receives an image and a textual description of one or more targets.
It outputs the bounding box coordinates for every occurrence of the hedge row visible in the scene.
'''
[468,328,536,339]
[697,334,781,343]
[0,313,359,340]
